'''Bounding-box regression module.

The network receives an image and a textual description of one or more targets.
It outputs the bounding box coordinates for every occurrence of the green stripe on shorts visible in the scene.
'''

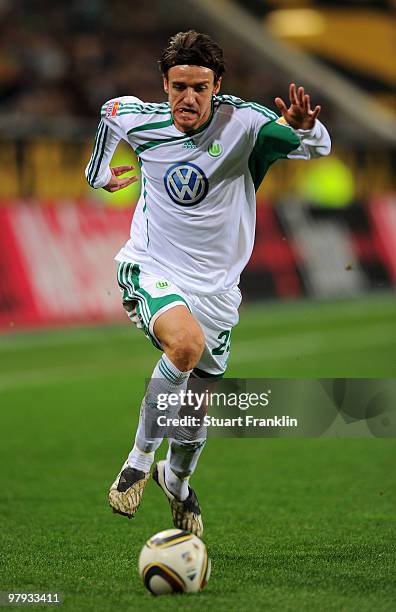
[117,262,191,350]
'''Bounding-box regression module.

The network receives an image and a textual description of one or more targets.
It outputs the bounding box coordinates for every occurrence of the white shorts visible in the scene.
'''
[117,261,242,377]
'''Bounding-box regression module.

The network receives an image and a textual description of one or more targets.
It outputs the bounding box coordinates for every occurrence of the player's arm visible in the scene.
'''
[85,99,138,192]
[247,85,330,190]
[274,83,331,159]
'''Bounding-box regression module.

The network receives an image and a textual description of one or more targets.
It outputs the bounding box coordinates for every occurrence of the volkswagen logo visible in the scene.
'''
[164,162,209,206]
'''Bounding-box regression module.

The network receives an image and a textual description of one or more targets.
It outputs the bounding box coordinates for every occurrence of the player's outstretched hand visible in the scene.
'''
[103,165,138,193]
[275,83,321,130]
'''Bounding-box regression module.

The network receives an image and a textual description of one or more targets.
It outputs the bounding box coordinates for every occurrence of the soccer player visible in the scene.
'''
[85,30,331,536]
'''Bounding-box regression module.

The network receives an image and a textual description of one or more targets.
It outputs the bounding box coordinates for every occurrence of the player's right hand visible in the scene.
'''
[103,166,138,192]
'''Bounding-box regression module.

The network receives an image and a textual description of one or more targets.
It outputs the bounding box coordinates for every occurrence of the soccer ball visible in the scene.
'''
[138,528,211,595]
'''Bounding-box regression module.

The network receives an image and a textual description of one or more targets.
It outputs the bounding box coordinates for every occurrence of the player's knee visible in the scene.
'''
[167,328,205,371]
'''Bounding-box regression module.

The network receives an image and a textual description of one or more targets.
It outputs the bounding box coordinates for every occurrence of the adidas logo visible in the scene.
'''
[182,139,197,150]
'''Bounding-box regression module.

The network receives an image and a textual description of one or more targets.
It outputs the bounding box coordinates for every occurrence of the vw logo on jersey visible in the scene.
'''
[164,162,209,206]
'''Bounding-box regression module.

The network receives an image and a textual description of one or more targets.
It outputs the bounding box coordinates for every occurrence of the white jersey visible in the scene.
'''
[86,95,331,295]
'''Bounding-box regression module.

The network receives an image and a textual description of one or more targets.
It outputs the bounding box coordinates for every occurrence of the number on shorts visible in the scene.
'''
[212,330,231,355]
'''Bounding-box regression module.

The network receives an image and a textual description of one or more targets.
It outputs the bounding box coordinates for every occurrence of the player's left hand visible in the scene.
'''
[103,165,138,193]
[275,83,321,130]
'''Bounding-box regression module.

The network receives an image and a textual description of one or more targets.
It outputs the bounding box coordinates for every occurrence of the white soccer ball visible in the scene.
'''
[138,528,211,595]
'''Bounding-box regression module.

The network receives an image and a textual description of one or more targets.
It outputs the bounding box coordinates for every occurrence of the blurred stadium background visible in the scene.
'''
[1,2,395,609]
[0,0,395,330]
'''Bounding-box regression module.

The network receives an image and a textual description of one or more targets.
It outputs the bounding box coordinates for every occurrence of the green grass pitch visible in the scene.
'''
[1,294,395,611]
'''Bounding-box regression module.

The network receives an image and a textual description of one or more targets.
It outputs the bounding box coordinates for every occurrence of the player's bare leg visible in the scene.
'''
[109,306,205,519]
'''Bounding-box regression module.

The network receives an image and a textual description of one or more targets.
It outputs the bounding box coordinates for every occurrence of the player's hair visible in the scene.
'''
[159,30,225,83]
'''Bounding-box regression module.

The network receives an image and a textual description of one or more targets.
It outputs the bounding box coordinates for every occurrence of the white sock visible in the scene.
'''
[132,353,191,459]
[164,455,189,501]
[128,445,154,473]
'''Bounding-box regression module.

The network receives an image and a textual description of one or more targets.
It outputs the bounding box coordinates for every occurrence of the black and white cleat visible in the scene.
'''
[108,461,150,518]
[153,460,203,537]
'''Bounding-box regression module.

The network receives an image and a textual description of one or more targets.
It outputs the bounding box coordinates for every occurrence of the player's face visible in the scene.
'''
[164,65,221,133]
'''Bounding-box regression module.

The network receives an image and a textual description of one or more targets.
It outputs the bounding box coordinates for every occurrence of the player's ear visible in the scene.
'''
[163,76,169,94]
[213,77,222,95]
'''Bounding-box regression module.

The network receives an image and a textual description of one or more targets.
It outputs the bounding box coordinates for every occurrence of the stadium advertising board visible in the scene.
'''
[0,198,395,330]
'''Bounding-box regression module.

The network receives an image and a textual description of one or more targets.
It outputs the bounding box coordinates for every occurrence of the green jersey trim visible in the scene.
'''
[142,176,147,212]
[184,99,215,136]
[86,120,104,185]
[101,101,170,116]
[248,120,300,190]
[127,118,174,135]
[132,100,215,155]
[116,102,171,117]
[215,95,278,120]
[142,177,149,246]
[117,110,171,117]
[87,121,108,186]
[120,102,169,109]
[135,134,186,156]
